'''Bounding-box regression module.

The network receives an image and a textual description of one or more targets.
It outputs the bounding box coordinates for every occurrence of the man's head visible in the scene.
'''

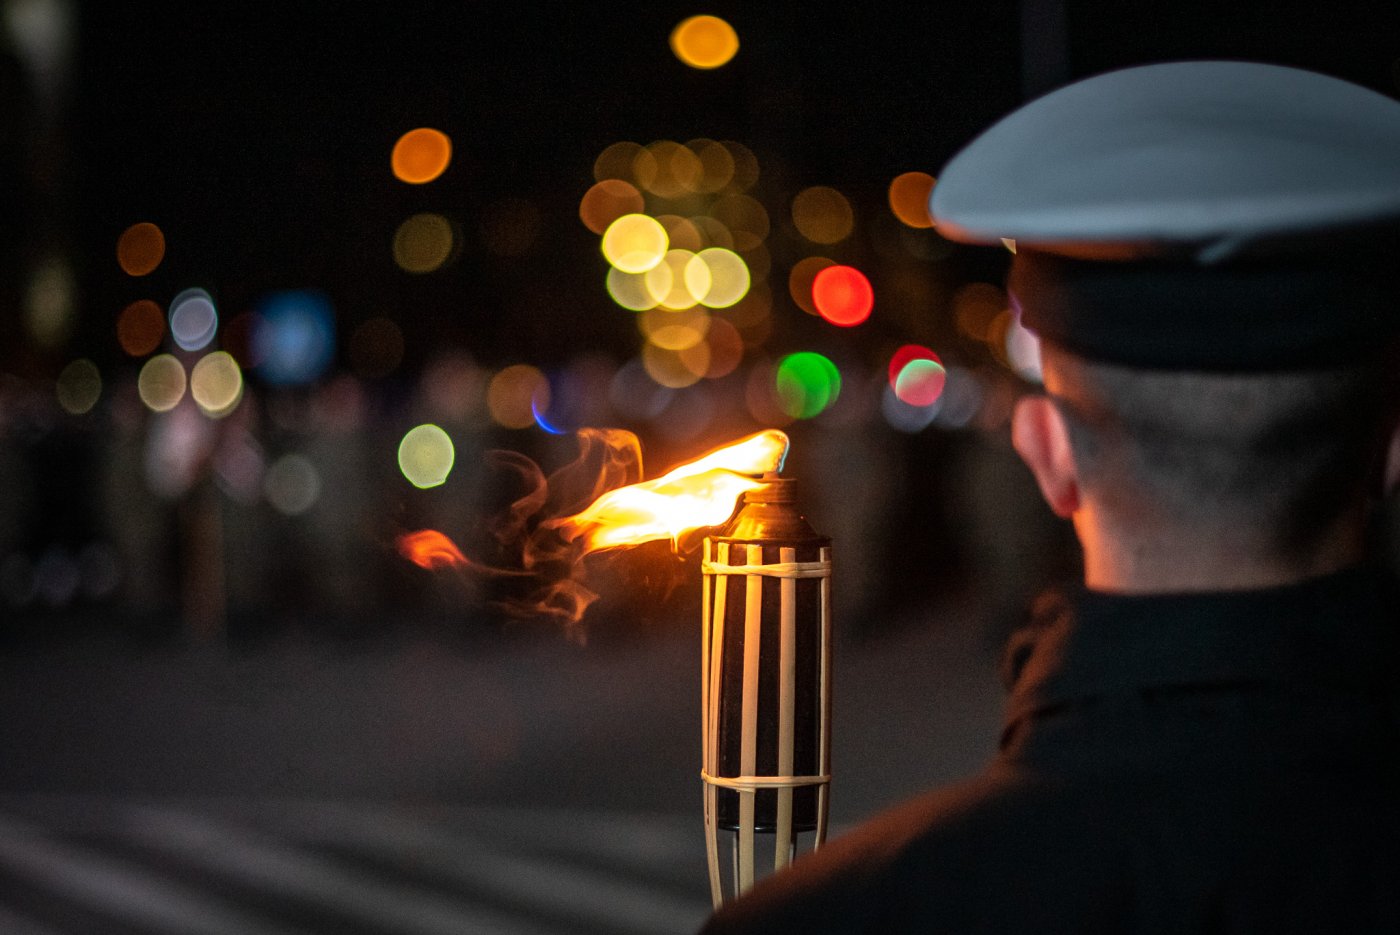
[1011,342,1400,589]
[928,61,1400,590]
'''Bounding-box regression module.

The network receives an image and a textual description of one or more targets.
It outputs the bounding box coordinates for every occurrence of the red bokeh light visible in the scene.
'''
[811,265,873,326]
[887,344,941,387]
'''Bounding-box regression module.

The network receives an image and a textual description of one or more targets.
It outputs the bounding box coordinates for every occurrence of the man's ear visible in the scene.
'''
[1011,395,1081,518]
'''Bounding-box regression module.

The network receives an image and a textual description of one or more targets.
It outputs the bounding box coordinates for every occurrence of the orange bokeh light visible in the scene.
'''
[670,15,739,69]
[812,265,873,326]
[116,222,166,277]
[116,299,166,356]
[579,179,645,234]
[888,172,937,228]
[391,128,453,184]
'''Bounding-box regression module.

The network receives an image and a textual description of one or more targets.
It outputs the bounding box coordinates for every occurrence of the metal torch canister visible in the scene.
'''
[701,474,832,907]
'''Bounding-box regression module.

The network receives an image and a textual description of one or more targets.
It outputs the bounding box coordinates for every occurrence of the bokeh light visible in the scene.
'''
[711,194,768,251]
[656,214,703,252]
[391,128,452,184]
[487,364,550,430]
[264,454,322,515]
[894,357,947,407]
[594,141,653,188]
[791,186,854,244]
[190,351,243,417]
[670,14,739,69]
[397,424,456,488]
[695,247,750,308]
[953,282,1008,341]
[606,267,662,311]
[602,213,668,273]
[252,290,336,386]
[393,212,456,273]
[348,317,405,378]
[169,287,218,352]
[640,304,710,350]
[137,353,186,412]
[812,265,873,326]
[116,222,166,276]
[117,299,166,356]
[888,172,936,228]
[690,138,736,192]
[56,359,102,415]
[882,383,942,433]
[702,316,744,378]
[724,140,760,192]
[579,179,645,234]
[788,256,834,315]
[646,248,710,310]
[25,258,76,348]
[643,140,702,198]
[1005,313,1043,383]
[775,352,841,419]
[643,343,706,388]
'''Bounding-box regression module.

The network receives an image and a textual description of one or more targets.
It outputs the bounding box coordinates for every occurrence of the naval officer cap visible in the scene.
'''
[929,60,1400,370]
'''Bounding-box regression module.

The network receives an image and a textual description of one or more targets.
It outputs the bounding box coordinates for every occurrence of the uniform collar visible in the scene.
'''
[1003,564,1400,733]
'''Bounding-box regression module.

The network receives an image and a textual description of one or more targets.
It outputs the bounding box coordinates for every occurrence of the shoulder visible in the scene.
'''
[699,766,1075,934]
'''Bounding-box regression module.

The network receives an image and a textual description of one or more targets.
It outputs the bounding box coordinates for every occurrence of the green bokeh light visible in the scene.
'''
[397,423,456,488]
[775,351,841,419]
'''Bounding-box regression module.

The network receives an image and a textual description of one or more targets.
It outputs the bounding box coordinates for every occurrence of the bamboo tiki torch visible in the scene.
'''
[701,473,832,906]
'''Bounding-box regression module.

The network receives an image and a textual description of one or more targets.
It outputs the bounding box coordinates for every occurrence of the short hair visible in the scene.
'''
[1046,344,1399,556]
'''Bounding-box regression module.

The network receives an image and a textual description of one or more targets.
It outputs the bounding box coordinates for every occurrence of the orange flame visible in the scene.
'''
[398,529,469,570]
[551,429,789,553]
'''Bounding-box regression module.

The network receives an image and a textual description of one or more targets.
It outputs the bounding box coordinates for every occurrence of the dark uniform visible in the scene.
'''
[702,565,1400,933]
[702,59,1400,933]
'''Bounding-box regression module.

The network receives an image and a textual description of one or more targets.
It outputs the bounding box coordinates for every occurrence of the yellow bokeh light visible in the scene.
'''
[640,304,711,350]
[602,213,669,273]
[594,141,654,188]
[792,186,854,244]
[711,194,768,250]
[689,138,736,193]
[397,423,456,488]
[670,14,739,69]
[579,179,646,234]
[56,359,102,415]
[607,267,663,311]
[393,212,456,273]
[138,353,186,412]
[691,215,734,249]
[643,343,706,388]
[642,140,703,199]
[487,364,550,430]
[695,247,750,308]
[657,214,703,252]
[888,171,937,228]
[391,128,452,184]
[645,249,710,310]
[724,140,760,192]
[190,351,243,417]
[117,222,166,277]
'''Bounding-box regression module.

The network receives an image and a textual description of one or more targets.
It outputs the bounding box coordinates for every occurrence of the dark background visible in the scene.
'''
[1,0,1399,798]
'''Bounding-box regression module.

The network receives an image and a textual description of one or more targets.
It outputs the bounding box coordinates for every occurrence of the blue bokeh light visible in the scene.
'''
[252,290,337,385]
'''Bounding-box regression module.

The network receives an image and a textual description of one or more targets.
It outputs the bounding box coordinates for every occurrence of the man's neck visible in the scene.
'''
[1077,514,1367,594]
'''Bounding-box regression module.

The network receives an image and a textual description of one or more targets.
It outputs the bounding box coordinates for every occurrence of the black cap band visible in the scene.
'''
[1009,251,1398,370]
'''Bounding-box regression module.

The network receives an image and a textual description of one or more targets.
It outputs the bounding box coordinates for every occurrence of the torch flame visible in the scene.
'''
[551,429,790,553]
[398,529,469,570]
